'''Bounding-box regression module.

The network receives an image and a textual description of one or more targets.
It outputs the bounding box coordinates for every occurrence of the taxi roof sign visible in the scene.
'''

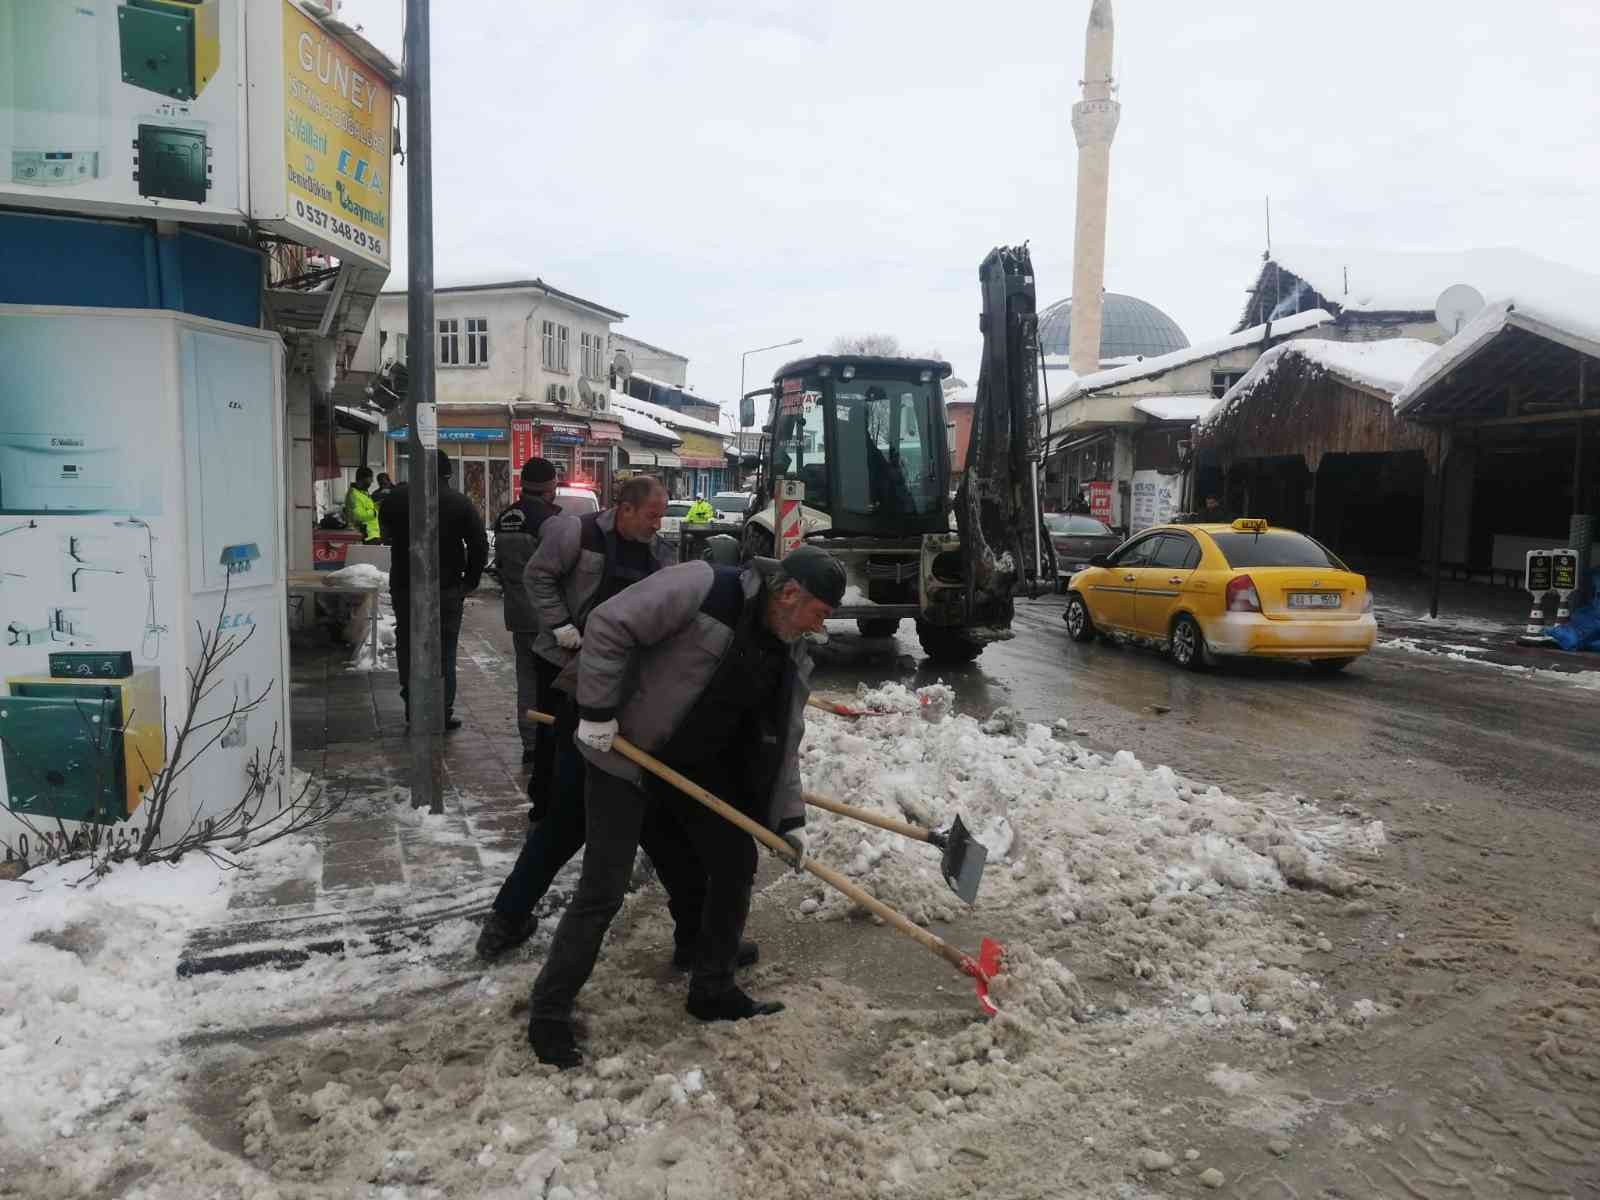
[1231,518,1269,533]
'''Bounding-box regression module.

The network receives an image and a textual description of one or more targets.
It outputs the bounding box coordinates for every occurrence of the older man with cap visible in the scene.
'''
[527,543,846,1069]
[490,457,563,774]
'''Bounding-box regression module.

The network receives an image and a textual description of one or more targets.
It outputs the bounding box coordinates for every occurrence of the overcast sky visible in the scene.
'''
[340,0,1600,417]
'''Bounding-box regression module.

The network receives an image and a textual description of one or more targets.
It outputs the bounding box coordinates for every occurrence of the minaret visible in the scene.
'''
[1068,0,1121,377]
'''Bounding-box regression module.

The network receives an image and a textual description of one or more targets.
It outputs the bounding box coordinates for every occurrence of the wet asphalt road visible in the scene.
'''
[809,594,1600,816]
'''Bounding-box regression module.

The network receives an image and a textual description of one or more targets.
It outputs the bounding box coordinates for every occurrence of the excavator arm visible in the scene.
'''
[954,244,1057,628]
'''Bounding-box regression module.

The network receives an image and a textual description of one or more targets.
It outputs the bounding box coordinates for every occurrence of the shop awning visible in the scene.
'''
[587,420,624,444]
[335,405,381,430]
[621,438,682,468]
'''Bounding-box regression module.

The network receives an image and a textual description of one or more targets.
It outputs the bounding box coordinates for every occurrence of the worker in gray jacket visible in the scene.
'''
[528,544,846,1070]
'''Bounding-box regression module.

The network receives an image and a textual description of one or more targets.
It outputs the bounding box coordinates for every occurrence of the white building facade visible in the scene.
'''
[369,278,628,515]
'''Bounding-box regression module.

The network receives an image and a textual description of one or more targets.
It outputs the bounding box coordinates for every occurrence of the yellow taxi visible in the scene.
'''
[1063,519,1377,672]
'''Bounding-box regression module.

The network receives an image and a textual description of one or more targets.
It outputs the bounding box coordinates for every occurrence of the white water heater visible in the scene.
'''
[5,0,107,187]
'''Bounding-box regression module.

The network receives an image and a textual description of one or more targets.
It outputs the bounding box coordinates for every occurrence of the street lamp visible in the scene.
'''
[739,337,803,424]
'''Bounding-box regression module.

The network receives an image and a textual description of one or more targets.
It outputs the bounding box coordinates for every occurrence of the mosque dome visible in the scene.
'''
[1038,293,1190,363]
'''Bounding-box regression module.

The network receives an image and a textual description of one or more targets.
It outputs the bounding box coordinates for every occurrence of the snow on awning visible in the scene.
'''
[1132,394,1216,423]
[620,440,683,469]
[610,403,682,445]
[1394,299,1600,419]
[334,405,381,429]
[1204,337,1441,431]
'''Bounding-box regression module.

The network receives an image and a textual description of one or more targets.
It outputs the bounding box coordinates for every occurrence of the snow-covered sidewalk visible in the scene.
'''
[1,686,1396,1198]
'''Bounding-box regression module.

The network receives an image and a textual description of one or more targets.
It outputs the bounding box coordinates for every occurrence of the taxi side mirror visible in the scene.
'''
[1089,554,1111,568]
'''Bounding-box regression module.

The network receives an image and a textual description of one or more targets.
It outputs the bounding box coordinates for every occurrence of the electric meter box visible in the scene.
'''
[0,669,162,824]
[0,305,289,853]
[118,0,221,101]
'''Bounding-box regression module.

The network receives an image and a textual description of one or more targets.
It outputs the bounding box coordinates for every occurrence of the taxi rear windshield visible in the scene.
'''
[1211,531,1347,569]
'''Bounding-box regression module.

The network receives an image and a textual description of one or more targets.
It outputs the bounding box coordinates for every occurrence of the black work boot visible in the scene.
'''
[685,986,785,1022]
[529,1019,582,1070]
[474,912,537,962]
[671,939,760,971]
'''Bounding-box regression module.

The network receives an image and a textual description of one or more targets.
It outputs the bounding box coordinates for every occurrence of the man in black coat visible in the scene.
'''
[379,449,489,730]
[491,457,563,771]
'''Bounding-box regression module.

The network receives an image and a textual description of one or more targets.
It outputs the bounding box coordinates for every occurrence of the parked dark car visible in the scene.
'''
[1044,512,1121,588]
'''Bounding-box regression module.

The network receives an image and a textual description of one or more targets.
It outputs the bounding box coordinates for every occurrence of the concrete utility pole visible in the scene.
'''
[1068,0,1120,378]
[404,0,443,813]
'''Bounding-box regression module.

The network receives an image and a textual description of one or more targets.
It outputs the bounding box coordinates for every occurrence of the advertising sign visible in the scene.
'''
[247,0,392,267]
[0,0,246,223]
[1551,549,1578,595]
[1129,470,1179,532]
[509,419,536,500]
[0,308,287,858]
[1525,550,1552,596]
[1088,480,1114,526]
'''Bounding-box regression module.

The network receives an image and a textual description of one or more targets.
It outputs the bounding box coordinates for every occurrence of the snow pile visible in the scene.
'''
[323,562,388,589]
[0,855,237,1149]
[786,684,1379,1037]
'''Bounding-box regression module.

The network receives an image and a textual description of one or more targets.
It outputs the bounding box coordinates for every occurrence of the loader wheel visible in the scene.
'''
[916,621,984,663]
[1064,593,1096,643]
[856,617,900,639]
[741,523,774,560]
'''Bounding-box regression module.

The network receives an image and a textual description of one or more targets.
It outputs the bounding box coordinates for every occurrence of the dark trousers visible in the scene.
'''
[392,586,465,717]
[513,632,544,755]
[492,738,708,947]
[526,655,563,817]
[529,765,757,1022]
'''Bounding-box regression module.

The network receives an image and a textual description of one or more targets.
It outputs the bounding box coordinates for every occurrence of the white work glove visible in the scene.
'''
[552,623,582,651]
[780,829,805,873]
[576,718,618,754]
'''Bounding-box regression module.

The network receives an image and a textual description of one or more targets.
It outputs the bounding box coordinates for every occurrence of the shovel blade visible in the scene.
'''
[940,814,987,905]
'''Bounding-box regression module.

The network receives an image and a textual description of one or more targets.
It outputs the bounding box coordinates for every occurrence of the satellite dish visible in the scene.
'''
[611,350,633,382]
[1434,284,1485,336]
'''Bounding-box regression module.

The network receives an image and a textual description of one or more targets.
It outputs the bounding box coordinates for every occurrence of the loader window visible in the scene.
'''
[834,380,942,518]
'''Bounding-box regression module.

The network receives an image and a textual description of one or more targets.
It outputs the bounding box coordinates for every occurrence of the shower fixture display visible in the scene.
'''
[63,536,125,593]
[114,517,166,660]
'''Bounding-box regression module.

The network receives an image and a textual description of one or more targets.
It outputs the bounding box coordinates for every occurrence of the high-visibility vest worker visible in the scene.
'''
[684,496,715,524]
[343,469,381,540]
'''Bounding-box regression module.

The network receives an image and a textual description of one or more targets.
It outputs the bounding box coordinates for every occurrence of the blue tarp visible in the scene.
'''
[1544,569,1600,652]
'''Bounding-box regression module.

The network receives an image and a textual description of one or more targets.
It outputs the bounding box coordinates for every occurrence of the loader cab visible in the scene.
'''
[751,355,953,539]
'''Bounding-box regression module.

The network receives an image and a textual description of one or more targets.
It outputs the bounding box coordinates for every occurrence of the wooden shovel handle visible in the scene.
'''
[803,790,933,845]
[524,709,972,976]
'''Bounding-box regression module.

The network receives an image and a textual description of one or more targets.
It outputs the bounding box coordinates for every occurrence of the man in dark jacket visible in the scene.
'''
[492,458,562,770]
[527,544,846,1070]
[379,449,489,731]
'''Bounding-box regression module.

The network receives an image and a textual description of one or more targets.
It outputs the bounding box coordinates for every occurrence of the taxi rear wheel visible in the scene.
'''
[1169,614,1207,671]
[1064,593,1096,643]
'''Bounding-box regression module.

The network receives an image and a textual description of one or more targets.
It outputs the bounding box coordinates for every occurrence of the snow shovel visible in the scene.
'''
[807,694,929,719]
[803,790,987,905]
[526,710,1004,1016]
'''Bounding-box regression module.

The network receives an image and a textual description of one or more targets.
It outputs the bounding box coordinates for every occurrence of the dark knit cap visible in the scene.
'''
[521,457,558,485]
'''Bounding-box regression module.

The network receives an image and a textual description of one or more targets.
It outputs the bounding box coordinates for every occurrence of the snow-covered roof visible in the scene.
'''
[611,392,723,438]
[1058,308,1333,401]
[1394,299,1600,416]
[1256,245,1600,318]
[608,394,682,444]
[1205,337,1440,429]
[1132,394,1217,423]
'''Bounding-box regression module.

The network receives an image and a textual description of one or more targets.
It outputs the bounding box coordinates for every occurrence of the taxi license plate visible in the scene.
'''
[1288,592,1341,609]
